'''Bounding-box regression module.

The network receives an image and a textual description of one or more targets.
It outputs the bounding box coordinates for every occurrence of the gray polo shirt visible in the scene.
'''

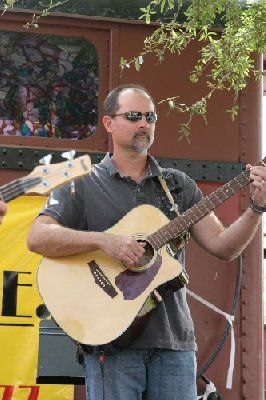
[42,153,202,351]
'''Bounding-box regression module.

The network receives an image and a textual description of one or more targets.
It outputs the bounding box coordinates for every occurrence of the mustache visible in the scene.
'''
[133,131,150,139]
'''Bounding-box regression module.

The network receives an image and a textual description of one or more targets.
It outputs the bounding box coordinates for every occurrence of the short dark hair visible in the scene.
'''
[103,84,156,116]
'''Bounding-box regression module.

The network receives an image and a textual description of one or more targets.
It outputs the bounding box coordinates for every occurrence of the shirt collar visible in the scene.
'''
[100,153,162,178]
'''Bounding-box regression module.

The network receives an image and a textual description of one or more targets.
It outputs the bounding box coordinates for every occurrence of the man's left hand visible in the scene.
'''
[248,164,266,208]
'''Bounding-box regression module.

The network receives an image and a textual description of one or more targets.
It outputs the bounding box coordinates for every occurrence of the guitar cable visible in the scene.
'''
[196,254,243,391]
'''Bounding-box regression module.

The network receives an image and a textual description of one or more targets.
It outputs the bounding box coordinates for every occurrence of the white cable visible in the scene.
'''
[187,288,235,389]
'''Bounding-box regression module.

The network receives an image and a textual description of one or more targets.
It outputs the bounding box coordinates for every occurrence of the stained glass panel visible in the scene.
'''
[0,32,98,140]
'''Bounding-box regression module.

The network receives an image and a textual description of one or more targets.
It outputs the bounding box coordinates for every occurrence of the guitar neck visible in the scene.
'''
[148,169,251,249]
[0,177,42,202]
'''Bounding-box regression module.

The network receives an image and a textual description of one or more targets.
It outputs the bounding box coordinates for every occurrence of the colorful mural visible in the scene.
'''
[0,32,98,139]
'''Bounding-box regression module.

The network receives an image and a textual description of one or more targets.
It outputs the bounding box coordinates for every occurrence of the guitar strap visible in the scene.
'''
[157,175,180,216]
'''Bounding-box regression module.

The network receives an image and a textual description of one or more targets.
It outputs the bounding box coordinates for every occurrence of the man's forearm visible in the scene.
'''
[192,207,262,261]
[215,207,262,260]
[27,221,104,257]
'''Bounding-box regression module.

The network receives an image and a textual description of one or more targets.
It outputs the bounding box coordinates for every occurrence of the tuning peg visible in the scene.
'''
[48,194,59,205]
[62,150,76,168]
[39,154,52,174]
[70,180,75,196]
[39,154,52,165]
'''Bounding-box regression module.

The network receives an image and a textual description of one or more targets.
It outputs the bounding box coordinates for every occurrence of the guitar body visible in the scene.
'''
[37,204,185,346]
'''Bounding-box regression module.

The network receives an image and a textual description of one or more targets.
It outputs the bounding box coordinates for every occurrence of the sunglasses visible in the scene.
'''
[111,111,158,123]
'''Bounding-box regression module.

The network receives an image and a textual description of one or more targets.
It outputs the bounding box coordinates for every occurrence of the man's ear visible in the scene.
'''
[103,115,114,133]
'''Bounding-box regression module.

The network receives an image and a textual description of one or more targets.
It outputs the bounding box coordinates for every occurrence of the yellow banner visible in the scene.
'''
[0,196,74,400]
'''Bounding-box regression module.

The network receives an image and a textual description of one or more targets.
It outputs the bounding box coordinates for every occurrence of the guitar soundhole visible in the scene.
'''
[137,240,155,269]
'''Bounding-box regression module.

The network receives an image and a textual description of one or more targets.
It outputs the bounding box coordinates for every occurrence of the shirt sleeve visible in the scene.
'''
[181,174,203,211]
[40,178,87,230]
[162,168,203,213]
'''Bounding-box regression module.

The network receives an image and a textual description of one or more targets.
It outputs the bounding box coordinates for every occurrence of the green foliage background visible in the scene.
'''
[1,0,265,138]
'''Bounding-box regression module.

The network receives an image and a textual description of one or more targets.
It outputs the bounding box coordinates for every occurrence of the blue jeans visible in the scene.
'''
[82,348,197,400]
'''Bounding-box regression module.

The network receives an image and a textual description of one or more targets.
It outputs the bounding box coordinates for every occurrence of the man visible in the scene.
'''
[0,200,7,224]
[27,84,266,400]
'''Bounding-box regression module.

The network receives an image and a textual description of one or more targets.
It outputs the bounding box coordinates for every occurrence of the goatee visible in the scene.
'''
[131,131,151,152]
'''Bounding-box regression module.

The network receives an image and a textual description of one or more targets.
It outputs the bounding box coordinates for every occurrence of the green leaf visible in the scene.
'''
[167,0,174,9]
[160,0,166,13]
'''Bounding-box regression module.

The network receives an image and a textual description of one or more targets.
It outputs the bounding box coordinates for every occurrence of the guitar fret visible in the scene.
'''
[148,167,253,250]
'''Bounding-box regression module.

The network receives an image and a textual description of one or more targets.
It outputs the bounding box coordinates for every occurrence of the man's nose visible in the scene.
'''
[137,115,149,128]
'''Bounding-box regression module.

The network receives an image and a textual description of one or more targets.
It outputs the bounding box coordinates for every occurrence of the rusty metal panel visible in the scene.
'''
[117,24,240,162]
[0,11,263,400]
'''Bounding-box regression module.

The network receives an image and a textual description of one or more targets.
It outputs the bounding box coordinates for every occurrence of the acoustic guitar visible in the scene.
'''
[37,159,264,348]
[0,154,91,202]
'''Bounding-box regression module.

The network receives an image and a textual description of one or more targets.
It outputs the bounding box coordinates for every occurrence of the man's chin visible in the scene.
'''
[131,143,151,152]
[132,137,152,152]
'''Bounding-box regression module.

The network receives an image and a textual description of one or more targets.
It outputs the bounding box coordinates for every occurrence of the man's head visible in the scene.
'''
[103,84,157,153]
[103,84,156,116]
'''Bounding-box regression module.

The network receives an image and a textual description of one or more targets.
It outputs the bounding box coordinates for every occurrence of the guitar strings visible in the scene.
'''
[0,177,42,202]
[0,157,89,202]
[149,170,250,249]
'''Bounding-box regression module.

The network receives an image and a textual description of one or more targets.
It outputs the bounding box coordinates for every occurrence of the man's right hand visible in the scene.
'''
[98,233,146,267]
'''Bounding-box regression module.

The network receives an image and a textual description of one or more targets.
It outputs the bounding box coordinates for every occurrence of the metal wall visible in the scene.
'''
[0,10,263,400]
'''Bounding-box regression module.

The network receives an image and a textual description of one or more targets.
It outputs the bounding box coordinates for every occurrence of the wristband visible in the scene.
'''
[249,197,266,214]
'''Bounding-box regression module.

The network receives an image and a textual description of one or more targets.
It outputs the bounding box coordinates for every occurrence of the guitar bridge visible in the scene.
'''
[88,260,118,299]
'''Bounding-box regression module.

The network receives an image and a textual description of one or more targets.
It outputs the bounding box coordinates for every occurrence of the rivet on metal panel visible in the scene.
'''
[187,162,191,167]
[242,378,248,384]
[242,300,247,305]
[2,161,7,167]
[217,163,221,168]
[242,284,247,289]
[173,161,177,166]
[19,149,23,155]
[35,151,39,157]
[242,363,247,368]
[18,161,23,168]
[201,175,206,180]
[242,121,247,126]
[242,395,247,400]
[202,163,206,168]
[242,316,247,321]
[242,347,247,352]
[242,331,247,336]
[242,151,247,156]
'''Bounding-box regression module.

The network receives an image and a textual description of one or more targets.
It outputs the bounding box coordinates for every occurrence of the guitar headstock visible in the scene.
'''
[24,154,91,195]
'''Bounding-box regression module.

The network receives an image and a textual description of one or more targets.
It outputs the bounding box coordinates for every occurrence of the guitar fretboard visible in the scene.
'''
[0,177,42,202]
[148,169,251,250]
